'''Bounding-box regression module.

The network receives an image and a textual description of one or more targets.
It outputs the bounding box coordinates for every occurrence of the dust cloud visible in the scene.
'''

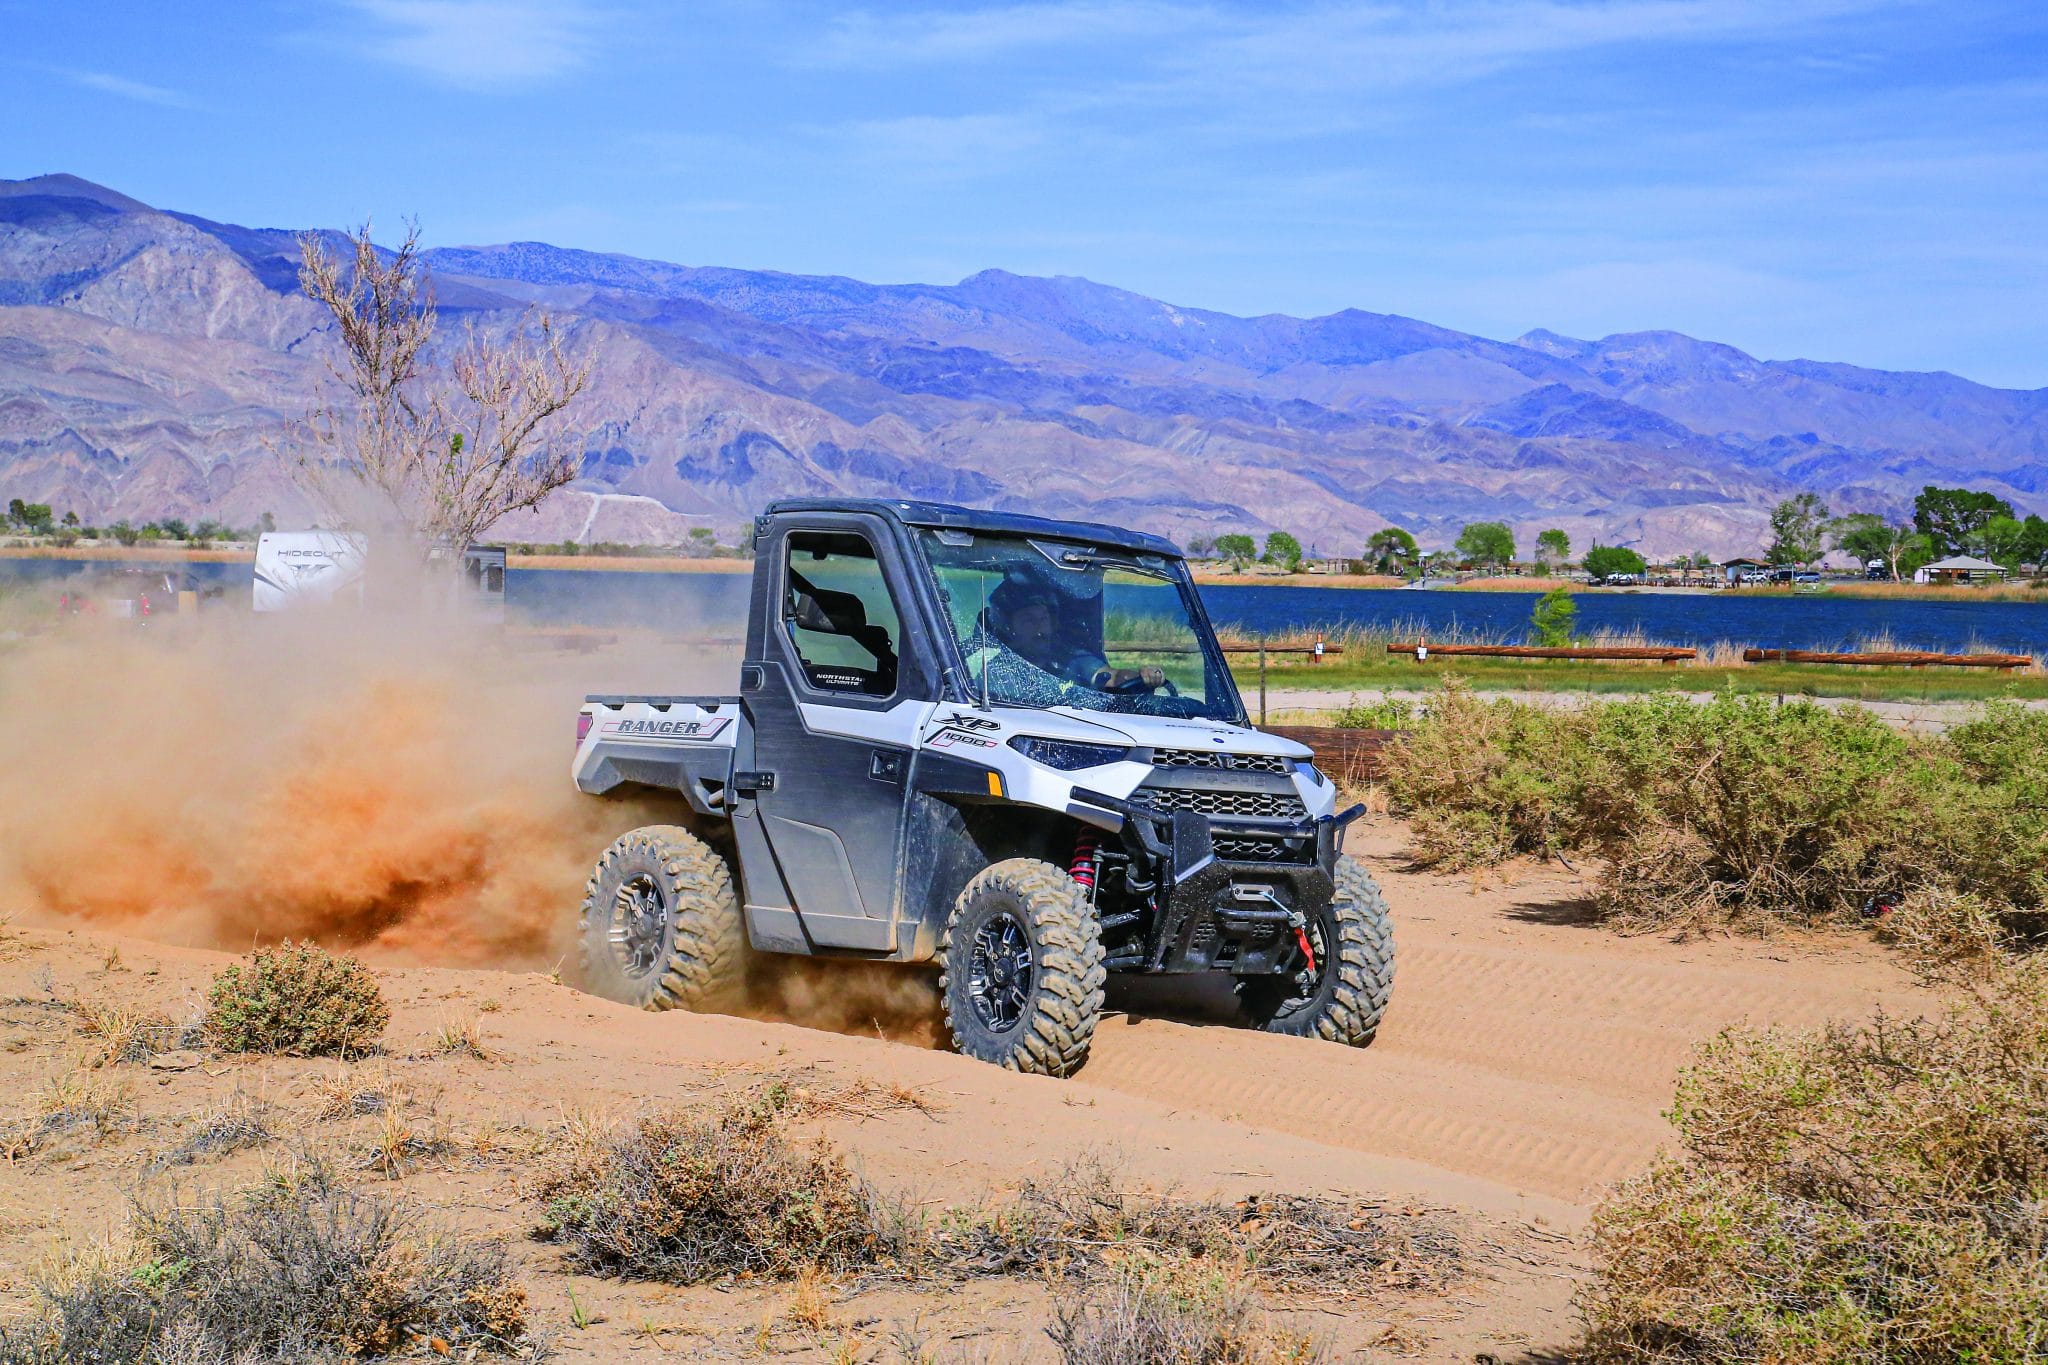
[732,956,947,1049]
[0,610,708,969]
[0,605,953,1050]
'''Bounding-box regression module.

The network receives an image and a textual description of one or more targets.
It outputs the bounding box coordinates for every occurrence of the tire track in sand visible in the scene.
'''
[1078,847,1928,1203]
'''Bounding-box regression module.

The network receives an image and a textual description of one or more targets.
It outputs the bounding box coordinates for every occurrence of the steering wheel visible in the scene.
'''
[1101,667,1177,697]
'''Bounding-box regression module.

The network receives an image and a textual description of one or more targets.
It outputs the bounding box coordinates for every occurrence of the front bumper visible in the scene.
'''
[1069,787,1364,975]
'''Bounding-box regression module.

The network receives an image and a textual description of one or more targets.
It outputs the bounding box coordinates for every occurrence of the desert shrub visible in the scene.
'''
[1049,1255,1324,1365]
[1376,681,1595,867]
[1580,964,2048,1362]
[1331,694,1415,730]
[531,1091,907,1281]
[204,941,388,1056]
[1374,685,2048,945]
[0,1166,528,1362]
[1575,692,1925,930]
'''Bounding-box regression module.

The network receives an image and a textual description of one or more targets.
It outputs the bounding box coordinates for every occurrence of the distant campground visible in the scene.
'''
[7,556,2048,656]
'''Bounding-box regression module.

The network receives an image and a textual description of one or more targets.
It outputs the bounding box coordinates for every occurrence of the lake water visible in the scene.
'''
[8,558,2048,655]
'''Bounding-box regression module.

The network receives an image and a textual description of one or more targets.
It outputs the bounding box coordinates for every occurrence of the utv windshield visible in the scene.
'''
[913,528,1245,723]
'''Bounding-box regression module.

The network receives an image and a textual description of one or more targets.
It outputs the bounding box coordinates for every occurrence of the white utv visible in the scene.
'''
[571,499,1393,1077]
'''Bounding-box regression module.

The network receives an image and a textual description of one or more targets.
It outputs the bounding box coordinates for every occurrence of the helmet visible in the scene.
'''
[987,575,1060,628]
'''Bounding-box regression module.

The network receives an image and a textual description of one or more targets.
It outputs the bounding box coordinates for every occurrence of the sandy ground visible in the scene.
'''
[0,820,1934,1363]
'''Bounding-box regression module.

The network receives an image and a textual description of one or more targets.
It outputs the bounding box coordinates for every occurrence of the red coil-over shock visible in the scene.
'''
[1069,828,1101,894]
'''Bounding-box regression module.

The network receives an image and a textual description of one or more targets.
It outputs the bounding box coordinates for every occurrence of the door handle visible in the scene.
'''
[869,751,905,783]
[733,770,776,795]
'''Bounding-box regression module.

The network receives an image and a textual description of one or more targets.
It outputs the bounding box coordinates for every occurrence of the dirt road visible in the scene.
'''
[1084,824,1927,1205]
[0,819,1935,1362]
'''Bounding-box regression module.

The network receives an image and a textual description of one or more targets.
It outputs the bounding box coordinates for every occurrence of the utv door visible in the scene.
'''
[743,515,934,952]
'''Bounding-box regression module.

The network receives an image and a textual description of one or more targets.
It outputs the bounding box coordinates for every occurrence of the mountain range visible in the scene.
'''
[4,172,2044,558]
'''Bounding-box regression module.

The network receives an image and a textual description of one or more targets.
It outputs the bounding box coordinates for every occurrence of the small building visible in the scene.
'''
[1917,554,2007,585]
[1720,556,1769,584]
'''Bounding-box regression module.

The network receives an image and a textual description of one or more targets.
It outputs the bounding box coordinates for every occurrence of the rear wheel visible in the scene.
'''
[578,825,746,1011]
[939,859,1104,1077]
[1237,855,1394,1047]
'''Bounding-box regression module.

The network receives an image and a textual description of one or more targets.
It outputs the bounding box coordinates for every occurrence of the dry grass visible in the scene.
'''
[0,1162,530,1361]
[304,1061,418,1121]
[154,1091,276,1169]
[430,1010,494,1061]
[4,1067,136,1162]
[1581,961,2048,1362]
[67,995,179,1068]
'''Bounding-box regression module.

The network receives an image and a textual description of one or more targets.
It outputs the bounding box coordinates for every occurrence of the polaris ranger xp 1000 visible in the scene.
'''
[570,499,1393,1076]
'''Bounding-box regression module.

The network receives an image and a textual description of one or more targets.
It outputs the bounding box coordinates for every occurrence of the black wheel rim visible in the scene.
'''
[610,873,668,979]
[967,908,1033,1033]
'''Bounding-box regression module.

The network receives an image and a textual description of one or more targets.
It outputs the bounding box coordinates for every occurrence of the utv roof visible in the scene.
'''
[762,498,1182,559]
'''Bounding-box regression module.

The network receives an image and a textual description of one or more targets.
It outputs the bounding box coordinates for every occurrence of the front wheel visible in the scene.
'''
[1237,856,1394,1047]
[939,859,1105,1077]
[577,825,747,1011]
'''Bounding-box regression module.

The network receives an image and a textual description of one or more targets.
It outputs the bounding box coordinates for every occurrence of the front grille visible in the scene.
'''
[1213,832,1315,864]
[1131,787,1307,821]
[1153,747,1291,774]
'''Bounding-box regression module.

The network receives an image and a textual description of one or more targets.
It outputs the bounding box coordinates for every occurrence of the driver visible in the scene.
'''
[984,579,1167,696]
[989,579,1097,684]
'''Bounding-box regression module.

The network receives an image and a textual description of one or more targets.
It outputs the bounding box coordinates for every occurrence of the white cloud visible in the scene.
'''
[341,0,601,89]
[64,69,191,107]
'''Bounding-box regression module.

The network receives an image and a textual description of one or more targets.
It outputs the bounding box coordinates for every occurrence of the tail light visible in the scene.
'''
[139,593,152,617]
[576,712,593,748]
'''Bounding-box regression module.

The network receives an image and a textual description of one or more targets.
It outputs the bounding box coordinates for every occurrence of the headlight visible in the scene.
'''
[1294,759,1327,786]
[1008,736,1130,770]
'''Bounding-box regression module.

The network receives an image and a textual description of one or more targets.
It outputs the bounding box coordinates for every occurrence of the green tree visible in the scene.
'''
[1454,521,1516,569]
[1828,512,1894,565]
[2020,514,2048,569]
[260,511,277,534]
[1261,530,1304,572]
[1365,527,1418,573]
[110,520,140,547]
[61,510,78,528]
[1213,533,1257,571]
[1766,492,1830,566]
[1982,516,2027,570]
[1529,586,1577,646]
[1913,486,2014,556]
[1183,534,1215,559]
[1534,527,1570,570]
[4,498,22,528]
[1583,544,1648,580]
[158,517,190,542]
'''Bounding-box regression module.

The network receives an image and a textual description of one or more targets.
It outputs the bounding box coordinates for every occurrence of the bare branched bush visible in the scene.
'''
[294,222,590,553]
[0,1166,528,1361]
[1581,962,2048,1362]
[1049,1255,1324,1365]
[4,1068,135,1162]
[940,1155,1461,1297]
[204,942,388,1057]
[531,1090,908,1281]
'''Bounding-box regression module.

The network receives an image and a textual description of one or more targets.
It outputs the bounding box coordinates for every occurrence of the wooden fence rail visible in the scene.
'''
[1743,648,2034,670]
[1263,726,1400,785]
[1387,642,1696,664]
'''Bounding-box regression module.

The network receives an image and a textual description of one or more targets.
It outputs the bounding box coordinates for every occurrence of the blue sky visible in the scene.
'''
[7,0,2046,387]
